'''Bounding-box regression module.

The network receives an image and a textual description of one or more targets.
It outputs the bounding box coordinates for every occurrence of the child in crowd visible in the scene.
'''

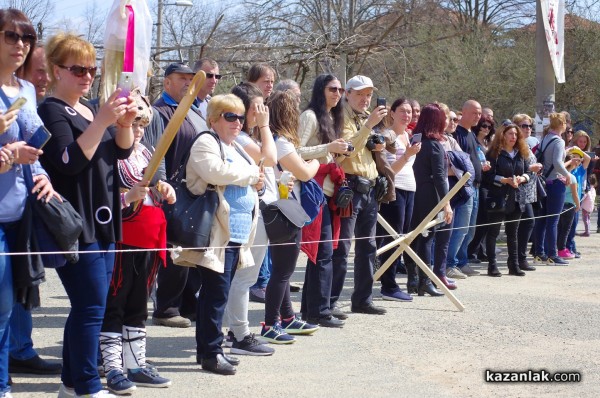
[579,174,597,237]
[100,99,176,394]
[557,154,581,259]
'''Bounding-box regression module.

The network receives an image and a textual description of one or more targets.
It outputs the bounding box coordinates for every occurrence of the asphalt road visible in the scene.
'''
[9,218,600,398]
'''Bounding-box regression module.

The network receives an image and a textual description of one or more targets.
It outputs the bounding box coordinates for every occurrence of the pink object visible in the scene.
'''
[123,5,135,73]
[557,248,575,259]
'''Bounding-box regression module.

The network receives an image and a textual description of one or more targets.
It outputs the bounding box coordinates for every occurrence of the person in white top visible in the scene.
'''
[375,98,421,300]
[297,74,349,327]
[223,82,277,356]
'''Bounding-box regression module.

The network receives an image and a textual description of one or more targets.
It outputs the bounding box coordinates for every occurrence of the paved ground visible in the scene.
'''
[9,218,600,398]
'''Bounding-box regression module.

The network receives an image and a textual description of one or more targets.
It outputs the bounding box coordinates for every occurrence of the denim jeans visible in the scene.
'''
[301,203,334,319]
[196,243,239,359]
[377,189,414,292]
[331,189,378,307]
[446,194,474,268]
[461,188,479,265]
[56,241,115,395]
[0,226,14,394]
[534,180,566,257]
[9,303,35,361]
[224,216,267,341]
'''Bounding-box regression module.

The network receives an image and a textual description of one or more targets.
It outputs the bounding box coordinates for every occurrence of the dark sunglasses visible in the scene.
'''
[450,117,458,122]
[222,112,245,123]
[326,86,345,94]
[206,72,222,80]
[480,124,492,129]
[520,124,533,129]
[0,30,35,47]
[58,65,98,78]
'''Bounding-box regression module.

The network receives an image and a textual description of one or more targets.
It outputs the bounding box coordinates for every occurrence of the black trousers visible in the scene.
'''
[517,203,535,262]
[153,250,199,319]
[102,243,159,333]
[486,206,522,267]
[557,203,576,250]
[265,231,301,326]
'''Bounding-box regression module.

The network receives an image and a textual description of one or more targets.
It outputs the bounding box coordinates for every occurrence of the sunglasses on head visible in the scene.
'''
[58,65,98,78]
[0,30,35,47]
[206,72,222,80]
[222,112,245,123]
[520,124,533,129]
[326,86,345,94]
[480,124,492,129]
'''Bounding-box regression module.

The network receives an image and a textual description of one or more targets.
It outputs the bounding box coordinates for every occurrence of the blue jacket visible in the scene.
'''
[447,150,475,208]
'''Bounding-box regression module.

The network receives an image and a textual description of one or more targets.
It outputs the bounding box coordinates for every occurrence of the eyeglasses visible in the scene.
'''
[480,124,492,129]
[222,112,245,123]
[450,117,458,122]
[326,87,345,94]
[206,73,222,80]
[0,30,35,48]
[520,124,533,129]
[566,129,574,134]
[58,65,98,78]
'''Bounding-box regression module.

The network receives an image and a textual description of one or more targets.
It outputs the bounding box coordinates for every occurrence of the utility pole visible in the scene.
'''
[535,0,556,138]
[156,0,164,65]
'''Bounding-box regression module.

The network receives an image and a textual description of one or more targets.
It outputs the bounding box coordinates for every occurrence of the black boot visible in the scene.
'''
[406,260,418,294]
[508,265,526,276]
[417,268,443,297]
[487,260,502,277]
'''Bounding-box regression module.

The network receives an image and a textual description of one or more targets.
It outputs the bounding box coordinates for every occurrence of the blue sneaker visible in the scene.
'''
[260,322,296,344]
[280,315,319,335]
[381,288,413,302]
[106,369,136,395]
[128,367,171,388]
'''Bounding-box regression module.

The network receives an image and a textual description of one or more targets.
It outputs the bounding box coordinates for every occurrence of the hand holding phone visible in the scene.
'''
[116,72,133,99]
[376,97,386,108]
[27,125,52,149]
[7,97,27,113]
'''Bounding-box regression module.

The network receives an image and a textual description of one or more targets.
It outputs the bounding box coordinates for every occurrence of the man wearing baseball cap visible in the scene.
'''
[330,75,388,316]
[152,62,207,328]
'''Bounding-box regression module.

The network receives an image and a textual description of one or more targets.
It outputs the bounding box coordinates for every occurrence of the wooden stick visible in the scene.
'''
[373,172,470,280]
[402,243,465,312]
[141,70,206,185]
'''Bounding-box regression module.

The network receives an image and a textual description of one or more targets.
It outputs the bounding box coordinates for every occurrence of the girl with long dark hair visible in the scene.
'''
[297,74,348,327]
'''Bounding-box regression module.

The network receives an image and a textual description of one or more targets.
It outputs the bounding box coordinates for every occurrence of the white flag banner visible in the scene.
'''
[540,0,566,83]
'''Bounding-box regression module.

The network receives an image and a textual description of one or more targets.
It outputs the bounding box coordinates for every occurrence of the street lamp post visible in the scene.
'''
[156,0,194,66]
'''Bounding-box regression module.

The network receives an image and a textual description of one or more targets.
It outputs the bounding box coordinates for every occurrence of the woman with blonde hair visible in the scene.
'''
[532,113,572,266]
[172,94,264,375]
[38,31,137,396]
[483,125,533,276]
[512,113,538,151]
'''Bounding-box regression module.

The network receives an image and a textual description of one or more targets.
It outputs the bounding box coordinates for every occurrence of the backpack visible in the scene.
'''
[535,135,560,179]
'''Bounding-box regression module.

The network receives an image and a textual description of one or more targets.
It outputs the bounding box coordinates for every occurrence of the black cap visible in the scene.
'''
[164,62,194,77]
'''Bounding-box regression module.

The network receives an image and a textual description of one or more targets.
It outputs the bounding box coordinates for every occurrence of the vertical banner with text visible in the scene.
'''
[540,0,566,83]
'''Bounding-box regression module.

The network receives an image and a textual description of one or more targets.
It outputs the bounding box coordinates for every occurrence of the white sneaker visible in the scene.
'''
[75,390,116,398]
[0,392,13,398]
[58,384,75,398]
[459,264,480,276]
[446,267,467,279]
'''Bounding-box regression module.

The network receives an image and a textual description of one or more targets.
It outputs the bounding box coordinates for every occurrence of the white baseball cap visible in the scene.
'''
[345,75,377,91]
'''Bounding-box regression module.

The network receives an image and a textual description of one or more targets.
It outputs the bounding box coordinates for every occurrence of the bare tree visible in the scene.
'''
[2,0,54,28]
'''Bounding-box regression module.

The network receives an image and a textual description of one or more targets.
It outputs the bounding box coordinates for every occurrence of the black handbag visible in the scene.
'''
[335,179,354,208]
[163,131,222,250]
[261,199,310,244]
[486,194,507,213]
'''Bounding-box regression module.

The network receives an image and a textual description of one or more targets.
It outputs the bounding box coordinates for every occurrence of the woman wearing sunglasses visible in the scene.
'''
[37,32,138,397]
[0,9,60,398]
[466,116,495,264]
[172,94,264,375]
[296,74,348,326]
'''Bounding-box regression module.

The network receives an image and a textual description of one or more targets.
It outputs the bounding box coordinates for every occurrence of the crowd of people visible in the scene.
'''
[0,8,598,398]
